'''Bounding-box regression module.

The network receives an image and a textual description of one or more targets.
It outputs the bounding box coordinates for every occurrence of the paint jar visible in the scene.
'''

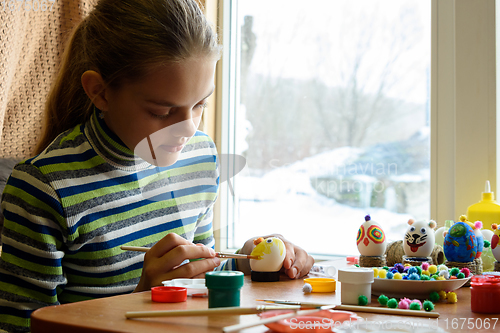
[471,274,500,313]
[338,267,374,305]
[205,271,244,308]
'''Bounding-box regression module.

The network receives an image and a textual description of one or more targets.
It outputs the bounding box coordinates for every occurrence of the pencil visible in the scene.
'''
[256,299,440,318]
[120,246,259,259]
[125,305,301,318]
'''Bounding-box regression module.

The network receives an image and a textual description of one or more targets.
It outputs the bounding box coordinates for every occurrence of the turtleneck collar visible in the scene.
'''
[85,109,150,171]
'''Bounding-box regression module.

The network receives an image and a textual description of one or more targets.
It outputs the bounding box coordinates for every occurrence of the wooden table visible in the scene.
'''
[31,273,500,333]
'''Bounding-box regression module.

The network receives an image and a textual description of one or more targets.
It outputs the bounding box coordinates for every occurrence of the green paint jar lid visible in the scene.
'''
[205,271,244,289]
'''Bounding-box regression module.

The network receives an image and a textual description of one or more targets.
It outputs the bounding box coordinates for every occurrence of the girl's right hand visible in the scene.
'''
[133,233,220,292]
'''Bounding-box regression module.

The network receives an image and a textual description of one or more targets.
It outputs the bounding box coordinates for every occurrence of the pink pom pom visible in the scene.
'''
[474,221,483,229]
[460,268,470,278]
[421,262,430,271]
[398,299,410,309]
[412,299,422,308]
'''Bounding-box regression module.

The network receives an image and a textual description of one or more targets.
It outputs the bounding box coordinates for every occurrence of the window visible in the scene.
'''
[214,0,497,256]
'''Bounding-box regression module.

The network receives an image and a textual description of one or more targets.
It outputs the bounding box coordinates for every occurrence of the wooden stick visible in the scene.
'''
[222,305,337,333]
[120,246,259,259]
[256,300,439,318]
[125,305,300,319]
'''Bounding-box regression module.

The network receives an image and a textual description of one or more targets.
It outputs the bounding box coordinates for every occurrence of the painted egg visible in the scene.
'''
[356,215,386,257]
[250,237,286,272]
[404,219,437,258]
[443,222,477,263]
[491,224,500,262]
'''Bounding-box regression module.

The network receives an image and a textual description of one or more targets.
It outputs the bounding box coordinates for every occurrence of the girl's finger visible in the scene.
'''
[157,244,216,272]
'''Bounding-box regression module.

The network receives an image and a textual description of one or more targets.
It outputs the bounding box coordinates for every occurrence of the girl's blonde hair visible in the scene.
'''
[35,0,220,155]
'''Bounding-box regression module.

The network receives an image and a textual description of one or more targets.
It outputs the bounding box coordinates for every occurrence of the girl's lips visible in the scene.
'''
[159,144,184,153]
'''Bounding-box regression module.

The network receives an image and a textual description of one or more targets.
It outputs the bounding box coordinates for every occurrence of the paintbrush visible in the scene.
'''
[120,246,259,260]
[125,305,301,319]
[256,299,440,318]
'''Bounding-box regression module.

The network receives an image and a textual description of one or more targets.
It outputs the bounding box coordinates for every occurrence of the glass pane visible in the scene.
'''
[229,0,431,255]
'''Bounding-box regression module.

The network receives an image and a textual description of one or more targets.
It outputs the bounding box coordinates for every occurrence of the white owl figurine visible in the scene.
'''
[356,215,387,257]
[404,219,437,258]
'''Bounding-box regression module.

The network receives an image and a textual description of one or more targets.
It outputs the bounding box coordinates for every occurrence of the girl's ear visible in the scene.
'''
[81,70,109,111]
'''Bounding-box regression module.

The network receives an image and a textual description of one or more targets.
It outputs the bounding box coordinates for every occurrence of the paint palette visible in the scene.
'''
[162,278,208,296]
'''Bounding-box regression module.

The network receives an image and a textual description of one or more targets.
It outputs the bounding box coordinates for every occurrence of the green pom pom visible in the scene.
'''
[429,291,440,303]
[423,300,435,311]
[431,274,439,280]
[415,266,422,275]
[387,298,398,308]
[457,272,465,279]
[409,302,421,310]
[450,267,460,276]
[420,275,430,280]
[378,294,389,306]
[354,264,360,267]
[484,240,491,248]
[358,295,368,306]
[383,266,389,271]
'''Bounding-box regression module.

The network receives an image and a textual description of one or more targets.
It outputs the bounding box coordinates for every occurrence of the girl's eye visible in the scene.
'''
[149,111,170,119]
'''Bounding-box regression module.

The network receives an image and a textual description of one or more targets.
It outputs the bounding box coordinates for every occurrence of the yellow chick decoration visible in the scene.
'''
[250,237,286,282]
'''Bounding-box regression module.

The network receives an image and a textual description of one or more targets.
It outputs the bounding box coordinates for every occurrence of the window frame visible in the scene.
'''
[210,0,497,254]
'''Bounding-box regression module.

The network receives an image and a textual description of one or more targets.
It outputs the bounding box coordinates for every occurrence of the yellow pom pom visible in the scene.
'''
[447,292,458,303]
[438,290,447,300]
[404,264,411,267]
[421,270,430,276]
[393,273,403,280]
[378,270,387,279]
[428,265,438,274]
[436,276,446,281]
[373,268,379,277]
[459,215,467,222]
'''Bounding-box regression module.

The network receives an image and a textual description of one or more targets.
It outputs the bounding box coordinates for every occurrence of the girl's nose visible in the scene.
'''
[170,109,200,138]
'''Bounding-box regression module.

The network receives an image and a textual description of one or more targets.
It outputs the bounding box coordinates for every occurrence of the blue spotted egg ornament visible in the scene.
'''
[443,221,478,262]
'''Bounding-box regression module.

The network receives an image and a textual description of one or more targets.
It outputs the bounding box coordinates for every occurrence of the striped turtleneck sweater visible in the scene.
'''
[0,111,233,332]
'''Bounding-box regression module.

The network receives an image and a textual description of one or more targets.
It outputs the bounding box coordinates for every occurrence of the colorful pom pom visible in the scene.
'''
[450,275,457,279]
[428,265,438,274]
[457,272,465,279]
[421,270,430,276]
[450,267,460,276]
[408,267,418,275]
[358,295,368,306]
[382,266,389,271]
[378,270,387,279]
[302,283,313,293]
[393,273,403,280]
[421,262,430,271]
[438,290,447,300]
[423,300,435,311]
[378,295,389,306]
[386,272,394,279]
[484,240,491,248]
[398,299,410,309]
[409,273,420,280]
[460,268,470,278]
[394,263,405,273]
[409,301,421,310]
[438,265,449,272]
[412,299,422,308]
[373,268,379,277]
[429,291,440,303]
[439,270,450,279]
[420,275,430,280]
[387,298,398,308]
[447,292,458,303]
[474,221,483,229]
[436,276,446,281]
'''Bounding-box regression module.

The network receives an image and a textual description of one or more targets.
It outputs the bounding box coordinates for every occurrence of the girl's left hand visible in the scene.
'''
[238,234,314,279]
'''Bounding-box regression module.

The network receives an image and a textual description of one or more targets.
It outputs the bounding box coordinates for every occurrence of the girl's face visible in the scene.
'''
[103,57,216,167]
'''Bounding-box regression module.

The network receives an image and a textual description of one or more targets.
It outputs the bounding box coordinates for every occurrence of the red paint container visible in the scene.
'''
[471,274,500,314]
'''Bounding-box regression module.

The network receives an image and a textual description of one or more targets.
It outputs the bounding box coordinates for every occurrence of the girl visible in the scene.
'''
[0,0,314,331]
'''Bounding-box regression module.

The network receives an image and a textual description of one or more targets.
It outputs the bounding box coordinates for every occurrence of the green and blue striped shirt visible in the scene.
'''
[0,111,233,332]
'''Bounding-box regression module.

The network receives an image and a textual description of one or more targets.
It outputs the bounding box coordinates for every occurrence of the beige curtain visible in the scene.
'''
[0,1,94,159]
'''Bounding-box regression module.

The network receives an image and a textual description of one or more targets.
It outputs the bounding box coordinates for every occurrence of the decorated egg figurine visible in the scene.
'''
[357,215,386,256]
[249,237,286,282]
[443,220,477,262]
[491,224,500,262]
[457,215,484,258]
[403,219,437,258]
